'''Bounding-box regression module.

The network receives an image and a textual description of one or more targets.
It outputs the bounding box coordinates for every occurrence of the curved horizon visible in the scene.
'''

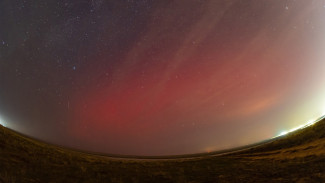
[1,114,324,158]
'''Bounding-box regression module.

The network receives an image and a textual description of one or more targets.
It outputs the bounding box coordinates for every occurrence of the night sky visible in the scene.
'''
[1,0,325,156]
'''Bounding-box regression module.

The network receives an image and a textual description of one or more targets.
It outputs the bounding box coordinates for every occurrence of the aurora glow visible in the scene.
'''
[1,0,325,156]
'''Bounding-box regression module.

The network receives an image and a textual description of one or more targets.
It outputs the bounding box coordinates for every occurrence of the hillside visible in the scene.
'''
[1,118,325,182]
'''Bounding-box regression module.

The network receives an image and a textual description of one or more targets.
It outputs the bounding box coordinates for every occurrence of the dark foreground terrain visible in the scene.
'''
[1,118,325,183]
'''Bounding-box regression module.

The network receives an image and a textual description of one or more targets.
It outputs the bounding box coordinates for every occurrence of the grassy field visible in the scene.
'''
[1,118,325,183]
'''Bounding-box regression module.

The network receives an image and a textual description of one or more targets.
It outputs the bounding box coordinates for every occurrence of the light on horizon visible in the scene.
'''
[276,115,324,137]
[0,117,6,127]
[279,131,288,136]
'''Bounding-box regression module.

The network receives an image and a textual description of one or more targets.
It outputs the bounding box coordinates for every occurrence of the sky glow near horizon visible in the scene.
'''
[0,116,7,127]
[1,0,325,156]
[276,116,323,137]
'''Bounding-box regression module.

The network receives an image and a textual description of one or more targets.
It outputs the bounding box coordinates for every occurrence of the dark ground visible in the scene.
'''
[1,118,325,183]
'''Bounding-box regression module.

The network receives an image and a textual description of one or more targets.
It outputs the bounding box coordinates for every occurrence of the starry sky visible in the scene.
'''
[1,0,325,156]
